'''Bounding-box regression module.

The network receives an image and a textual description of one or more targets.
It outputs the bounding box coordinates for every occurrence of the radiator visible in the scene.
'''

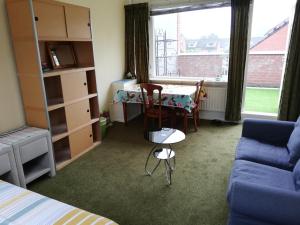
[200,86,227,112]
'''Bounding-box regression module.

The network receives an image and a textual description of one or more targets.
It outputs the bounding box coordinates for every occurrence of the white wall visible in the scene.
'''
[0,0,25,133]
[0,0,125,133]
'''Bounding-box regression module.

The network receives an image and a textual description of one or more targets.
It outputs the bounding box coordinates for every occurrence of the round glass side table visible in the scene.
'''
[144,128,186,185]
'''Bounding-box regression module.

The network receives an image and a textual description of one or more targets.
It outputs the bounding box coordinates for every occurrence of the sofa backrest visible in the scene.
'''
[288,117,300,164]
[293,160,300,191]
[296,116,300,126]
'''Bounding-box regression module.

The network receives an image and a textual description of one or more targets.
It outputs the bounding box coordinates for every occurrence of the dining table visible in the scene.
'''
[113,83,205,125]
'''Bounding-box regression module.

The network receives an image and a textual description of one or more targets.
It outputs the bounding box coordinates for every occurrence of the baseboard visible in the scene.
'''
[199,110,278,122]
[199,111,225,121]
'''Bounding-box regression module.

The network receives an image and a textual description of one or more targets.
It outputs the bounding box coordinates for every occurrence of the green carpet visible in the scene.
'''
[29,119,242,225]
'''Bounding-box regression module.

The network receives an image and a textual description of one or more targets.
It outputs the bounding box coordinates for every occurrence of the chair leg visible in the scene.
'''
[196,110,200,126]
[158,116,162,129]
[171,110,176,128]
[144,115,148,131]
[184,111,188,134]
[193,111,198,132]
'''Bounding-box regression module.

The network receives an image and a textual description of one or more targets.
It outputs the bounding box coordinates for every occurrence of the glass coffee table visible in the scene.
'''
[144,128,185,185]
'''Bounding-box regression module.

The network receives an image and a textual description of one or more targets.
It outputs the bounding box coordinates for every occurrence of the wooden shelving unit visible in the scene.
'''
[6,0,101,169]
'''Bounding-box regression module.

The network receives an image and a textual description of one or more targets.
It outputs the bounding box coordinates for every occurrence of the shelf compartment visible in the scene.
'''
[52,118,99,143]
[86,70,97,94]
[73,41,94,67]
[23,154,51,184]
[53,137,71,164]
[92,121,101,142]
[44,76,64,106]
[56,141,100,170]
[49,108,68,136]
[89,96,100,119]
[39,41,78,70]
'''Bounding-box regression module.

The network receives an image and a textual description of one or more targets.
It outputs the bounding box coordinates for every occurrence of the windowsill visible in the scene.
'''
[149,77,227,87]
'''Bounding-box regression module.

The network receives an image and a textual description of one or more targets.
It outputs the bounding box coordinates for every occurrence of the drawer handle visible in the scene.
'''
[87,109,90,113]
[84,82,87,86]
[35,16,39,21]
[88,22,91,27]
[89,134,93,138]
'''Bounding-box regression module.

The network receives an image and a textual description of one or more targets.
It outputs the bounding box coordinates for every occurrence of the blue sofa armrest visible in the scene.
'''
[229,181,300,225]
[242,119,295,146]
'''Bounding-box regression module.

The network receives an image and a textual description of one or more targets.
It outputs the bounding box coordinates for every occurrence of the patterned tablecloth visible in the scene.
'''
[113,84,205,113]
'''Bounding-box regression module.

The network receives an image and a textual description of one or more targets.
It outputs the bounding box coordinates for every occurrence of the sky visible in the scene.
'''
[153,0,296,39]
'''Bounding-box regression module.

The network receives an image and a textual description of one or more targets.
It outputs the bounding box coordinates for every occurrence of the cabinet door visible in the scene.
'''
[61,72,88,102]
[65,5,91,40]
[69,125,93,157]
[65,99,91,131]
[33,1,67,40]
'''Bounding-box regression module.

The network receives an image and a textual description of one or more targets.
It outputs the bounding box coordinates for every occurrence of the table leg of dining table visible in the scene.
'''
[184,111,188,134]
[122,102,128,126]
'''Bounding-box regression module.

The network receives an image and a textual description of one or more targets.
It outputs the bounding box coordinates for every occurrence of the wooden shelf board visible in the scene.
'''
[43,67,95,78]
[48,93,98,111]
[56,141,101,170]
[39,37,92,42]
[52,118,99,143]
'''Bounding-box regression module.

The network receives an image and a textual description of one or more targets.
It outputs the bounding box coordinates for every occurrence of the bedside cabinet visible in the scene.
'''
[0,143,20,186]
[0,127,56,188]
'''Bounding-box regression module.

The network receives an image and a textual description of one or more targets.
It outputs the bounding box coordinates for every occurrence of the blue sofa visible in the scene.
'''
[227,117,300,225]
[236,119,297,170]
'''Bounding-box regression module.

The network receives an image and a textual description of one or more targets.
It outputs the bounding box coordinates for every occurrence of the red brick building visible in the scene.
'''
[246,20,288,87]
[176,19,288,87]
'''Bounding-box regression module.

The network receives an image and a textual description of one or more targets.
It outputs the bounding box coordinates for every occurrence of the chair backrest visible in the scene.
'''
[194,80,205,106]
[140,83,163,111]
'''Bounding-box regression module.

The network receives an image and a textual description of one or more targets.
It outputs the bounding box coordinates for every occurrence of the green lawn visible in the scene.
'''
[244,87,280,114]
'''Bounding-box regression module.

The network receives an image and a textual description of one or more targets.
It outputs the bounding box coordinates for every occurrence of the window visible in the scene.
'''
[243,0,296,115]
[151,7,231,82]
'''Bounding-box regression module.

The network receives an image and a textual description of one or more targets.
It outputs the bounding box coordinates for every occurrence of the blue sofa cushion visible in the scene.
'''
[236,137,292,170]
[228,160,295,201]
[228,160,300,225]
[293,160,300,191]
[228,211,278,225]
[288,120,300,164]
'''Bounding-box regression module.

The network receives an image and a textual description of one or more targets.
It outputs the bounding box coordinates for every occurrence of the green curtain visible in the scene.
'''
[225,0,251,122]
[278,0,300,121]
[125,5,135,77]
[124,3,149,83]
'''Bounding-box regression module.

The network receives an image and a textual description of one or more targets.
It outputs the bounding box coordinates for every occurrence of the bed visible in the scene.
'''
[0,180,118,225]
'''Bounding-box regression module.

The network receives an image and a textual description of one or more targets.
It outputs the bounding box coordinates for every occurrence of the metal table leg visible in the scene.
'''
[145,144,159,175]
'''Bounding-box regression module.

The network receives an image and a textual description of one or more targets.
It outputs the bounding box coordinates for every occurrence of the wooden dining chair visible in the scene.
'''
[177,80,205,133]
[140,83,169,131]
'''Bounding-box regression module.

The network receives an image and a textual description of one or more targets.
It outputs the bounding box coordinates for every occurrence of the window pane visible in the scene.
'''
[243,0,296,114]
[152,7,231,81]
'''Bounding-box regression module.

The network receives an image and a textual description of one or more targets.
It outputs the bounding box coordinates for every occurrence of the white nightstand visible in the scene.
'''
[0,127,56,188]
[0,143,20,186]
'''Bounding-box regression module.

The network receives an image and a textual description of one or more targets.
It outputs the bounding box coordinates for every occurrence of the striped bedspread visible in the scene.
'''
[0,180,118,225]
